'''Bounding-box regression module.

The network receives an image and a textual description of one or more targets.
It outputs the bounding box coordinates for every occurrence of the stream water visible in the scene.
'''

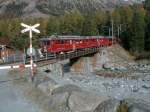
[0,70,42,112]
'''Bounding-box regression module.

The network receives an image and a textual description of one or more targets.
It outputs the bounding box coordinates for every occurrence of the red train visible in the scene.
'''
[40,35,117,55]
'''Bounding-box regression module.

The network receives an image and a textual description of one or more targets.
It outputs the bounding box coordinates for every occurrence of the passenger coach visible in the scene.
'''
[40,35,117,55]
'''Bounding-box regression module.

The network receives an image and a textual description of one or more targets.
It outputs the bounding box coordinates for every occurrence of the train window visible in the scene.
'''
[86,40,88,43]
[53,40,56,45]
[70,40,73,44]
[51,41,54,45]
[43,41,48,45]
[59,40,63,44]
[43,41,46,45]
[59,40,61,44]
[86,39,89,43]
[64,40,67,44]
[47,41,50,45]
[76,40,79,44]
[85,40,87,43]
[83,40,85,43]
[64,40,66,44]
[55,40,58,44]
[66,40,69,44]
[58,40,61,44]
[57,40,60,44]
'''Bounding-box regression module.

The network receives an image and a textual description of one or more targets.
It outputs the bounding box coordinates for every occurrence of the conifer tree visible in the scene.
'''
[144,0,150,51]
[130,5,146,53]
[81,14,98,36]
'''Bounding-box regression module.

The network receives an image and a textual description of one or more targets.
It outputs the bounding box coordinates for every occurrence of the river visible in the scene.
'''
[0,69,42,112]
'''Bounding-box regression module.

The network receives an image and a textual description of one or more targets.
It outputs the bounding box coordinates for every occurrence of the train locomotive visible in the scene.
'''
[40,35,117,57]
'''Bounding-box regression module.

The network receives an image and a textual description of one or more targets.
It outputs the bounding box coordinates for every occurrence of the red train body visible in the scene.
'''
[40,35,117,53]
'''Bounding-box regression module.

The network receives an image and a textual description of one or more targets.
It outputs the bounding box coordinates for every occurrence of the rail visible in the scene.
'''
[0,46,103,67]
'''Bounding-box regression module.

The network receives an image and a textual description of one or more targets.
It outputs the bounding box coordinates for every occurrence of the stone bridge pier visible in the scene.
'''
[38,59,70,77]
[38,49,108,76]
[70,49,108,73]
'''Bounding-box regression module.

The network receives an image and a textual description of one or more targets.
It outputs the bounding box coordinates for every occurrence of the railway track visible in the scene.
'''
[0,46,102,67]
[36,46,101,66]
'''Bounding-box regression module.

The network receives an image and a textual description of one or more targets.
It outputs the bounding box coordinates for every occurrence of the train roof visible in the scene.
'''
[40,35,114,41]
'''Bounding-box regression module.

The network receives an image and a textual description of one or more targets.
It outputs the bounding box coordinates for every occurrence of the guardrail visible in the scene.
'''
[0,46,102,66]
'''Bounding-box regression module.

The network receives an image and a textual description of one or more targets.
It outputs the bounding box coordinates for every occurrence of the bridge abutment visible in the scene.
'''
[38,59,70,77]
[70,49,108,73]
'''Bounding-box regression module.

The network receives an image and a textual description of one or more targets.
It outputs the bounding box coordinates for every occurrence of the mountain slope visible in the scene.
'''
[0,0,135,17]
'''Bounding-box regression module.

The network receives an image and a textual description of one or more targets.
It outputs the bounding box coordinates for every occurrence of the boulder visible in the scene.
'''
[128,103,150,112]
[37,77,59,95]
[69,91,109,112]
[35,75,57,85]
[125,99,150,112]
[94,99,119,112]
[51,84,82,95]
[48,92,70,112]
[103,63,127,71]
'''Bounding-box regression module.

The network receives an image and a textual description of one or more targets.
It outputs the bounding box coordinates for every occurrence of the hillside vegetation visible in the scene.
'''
[0,0,149,56]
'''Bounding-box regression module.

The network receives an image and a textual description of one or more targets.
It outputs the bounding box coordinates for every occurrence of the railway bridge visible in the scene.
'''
[0,43,112,79]
[37,46,101,66]
[36,46,106,77]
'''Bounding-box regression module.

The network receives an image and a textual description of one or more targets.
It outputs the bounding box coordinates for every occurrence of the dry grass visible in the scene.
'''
[116,101,128,112]
[95,70,129,79]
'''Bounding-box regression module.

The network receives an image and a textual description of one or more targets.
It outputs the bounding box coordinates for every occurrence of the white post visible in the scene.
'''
[29,30,34,81]
[111,20,114,45]
[21,23,40,82]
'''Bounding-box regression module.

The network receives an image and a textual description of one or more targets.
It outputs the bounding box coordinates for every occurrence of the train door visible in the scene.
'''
[73,40,76,51]
[40,40,47,53]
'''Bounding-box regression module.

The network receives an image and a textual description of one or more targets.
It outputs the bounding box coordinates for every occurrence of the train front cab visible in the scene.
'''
[40,39,55,57]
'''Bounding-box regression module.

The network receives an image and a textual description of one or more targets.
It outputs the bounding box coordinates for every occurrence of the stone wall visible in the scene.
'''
[70,50,108,73]
[38,59,70,77]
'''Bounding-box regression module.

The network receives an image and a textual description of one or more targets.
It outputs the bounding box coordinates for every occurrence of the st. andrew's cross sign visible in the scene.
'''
[21,23,40,34]
[21,23,40,80]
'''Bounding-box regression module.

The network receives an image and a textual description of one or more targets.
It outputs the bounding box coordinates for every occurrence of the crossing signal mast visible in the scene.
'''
[21,23,40,81]
[111,19,114,45]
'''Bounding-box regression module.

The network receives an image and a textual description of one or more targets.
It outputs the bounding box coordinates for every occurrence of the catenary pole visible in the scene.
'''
[111,19,114,45]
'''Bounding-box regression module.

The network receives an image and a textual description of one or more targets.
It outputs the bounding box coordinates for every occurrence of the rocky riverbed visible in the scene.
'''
[7,67,150,112]
[5,44,150,112]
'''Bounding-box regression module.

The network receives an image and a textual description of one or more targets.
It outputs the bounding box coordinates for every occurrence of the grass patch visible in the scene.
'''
[116,100,129,112]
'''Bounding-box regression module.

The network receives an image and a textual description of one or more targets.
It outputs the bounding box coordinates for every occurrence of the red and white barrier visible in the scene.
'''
[0,64,37,70]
